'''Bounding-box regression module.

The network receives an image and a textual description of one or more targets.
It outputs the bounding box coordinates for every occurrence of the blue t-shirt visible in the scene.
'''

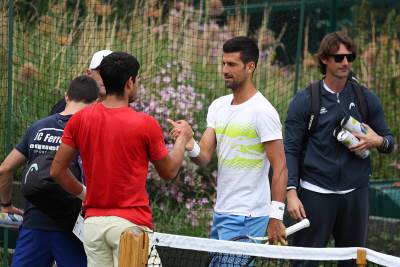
[15,113,77,231]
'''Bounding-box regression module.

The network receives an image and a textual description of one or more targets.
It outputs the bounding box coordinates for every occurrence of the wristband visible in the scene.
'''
[187,141,200,158]
[1,201,12,208]
[269,201,285,220]
[77,185,86,200]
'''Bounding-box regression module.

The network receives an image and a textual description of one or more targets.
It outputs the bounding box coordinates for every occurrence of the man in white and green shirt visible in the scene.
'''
[170,36,288,244]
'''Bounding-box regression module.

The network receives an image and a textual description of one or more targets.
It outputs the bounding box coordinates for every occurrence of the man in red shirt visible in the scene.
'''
[50,52,193,267]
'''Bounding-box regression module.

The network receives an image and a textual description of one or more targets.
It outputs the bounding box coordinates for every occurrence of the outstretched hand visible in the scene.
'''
[167,119,194,145]
[167,119,181,140]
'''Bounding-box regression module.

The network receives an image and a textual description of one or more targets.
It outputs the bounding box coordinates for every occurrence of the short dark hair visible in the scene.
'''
[98,52,140,96]
[223,36,259,67]
[316,32,357,75]
[67,75,99,103]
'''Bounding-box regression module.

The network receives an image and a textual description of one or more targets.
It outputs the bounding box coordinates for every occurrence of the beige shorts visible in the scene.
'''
[83,216,152,267]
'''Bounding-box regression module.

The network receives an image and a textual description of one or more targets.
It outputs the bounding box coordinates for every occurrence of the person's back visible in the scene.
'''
[0,75,99,267]
[18,113,79,231]
[66,103,166,228]
[51,51,193,267]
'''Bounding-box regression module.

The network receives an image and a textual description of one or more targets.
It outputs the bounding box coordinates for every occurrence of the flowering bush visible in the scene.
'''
[132,61,215,227]
[5,0,399,238]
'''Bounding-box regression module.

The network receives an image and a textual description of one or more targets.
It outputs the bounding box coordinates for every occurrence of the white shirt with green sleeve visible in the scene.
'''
[207,91,282,217]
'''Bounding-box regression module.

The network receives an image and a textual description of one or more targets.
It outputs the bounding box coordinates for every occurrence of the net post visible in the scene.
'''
[118,229,149,267]
[356,248,367,267]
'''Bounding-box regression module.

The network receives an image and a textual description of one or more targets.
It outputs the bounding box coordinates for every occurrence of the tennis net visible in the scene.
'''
[144,232,400,267]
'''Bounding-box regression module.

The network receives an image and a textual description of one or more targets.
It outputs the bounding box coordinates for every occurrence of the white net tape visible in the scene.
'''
[152,232,400,267]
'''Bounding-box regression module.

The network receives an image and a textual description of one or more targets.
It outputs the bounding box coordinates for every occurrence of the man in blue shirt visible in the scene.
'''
[0,76,99,267]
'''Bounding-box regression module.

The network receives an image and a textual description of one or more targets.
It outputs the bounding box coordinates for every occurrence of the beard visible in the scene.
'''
[225,79,243,90]
[332,69,350,80]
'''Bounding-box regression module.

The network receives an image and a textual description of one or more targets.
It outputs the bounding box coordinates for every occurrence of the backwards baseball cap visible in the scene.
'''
[88,49,113,69]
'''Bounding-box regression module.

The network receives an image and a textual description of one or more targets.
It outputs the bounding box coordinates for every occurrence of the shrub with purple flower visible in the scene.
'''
[132,61,215,227]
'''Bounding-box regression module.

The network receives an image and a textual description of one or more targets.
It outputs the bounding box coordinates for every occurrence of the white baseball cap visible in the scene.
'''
[88,49,113,69]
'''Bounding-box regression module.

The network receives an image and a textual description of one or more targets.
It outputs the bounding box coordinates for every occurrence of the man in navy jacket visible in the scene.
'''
[284,32,394,265]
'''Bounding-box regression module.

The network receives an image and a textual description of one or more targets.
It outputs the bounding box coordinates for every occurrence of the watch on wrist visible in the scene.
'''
[379,137,389,151]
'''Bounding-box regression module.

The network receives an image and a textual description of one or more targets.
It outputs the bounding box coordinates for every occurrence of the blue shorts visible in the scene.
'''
[210,212,269,240]
[12,227,86,267]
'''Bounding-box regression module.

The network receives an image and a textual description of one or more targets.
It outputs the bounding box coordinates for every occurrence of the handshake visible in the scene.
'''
[167,119,196,150]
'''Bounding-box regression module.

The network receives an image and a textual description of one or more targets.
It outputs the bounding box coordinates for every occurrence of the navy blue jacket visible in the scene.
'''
[284,81,394,191]
[16,113,79,231]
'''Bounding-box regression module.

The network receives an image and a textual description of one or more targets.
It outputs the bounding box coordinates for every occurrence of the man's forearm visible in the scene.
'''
[166,136,187,178]
[189,153,211,167]
[285,153,301,189]
[271,166,288,203]
[0,172,12,205]
[50,143,82,196]
[188,141,213,167]
[52,169,84,197]
[0,150,26,205]
[269,165,288,221]
[186,128,216,167]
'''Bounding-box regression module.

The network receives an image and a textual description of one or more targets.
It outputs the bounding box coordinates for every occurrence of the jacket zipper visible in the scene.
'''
[336,92,341,189]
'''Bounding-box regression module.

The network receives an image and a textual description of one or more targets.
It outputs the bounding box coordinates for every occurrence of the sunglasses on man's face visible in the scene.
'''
[330,53,356,63]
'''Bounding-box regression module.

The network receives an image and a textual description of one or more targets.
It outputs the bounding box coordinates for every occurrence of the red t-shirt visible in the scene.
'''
[61,103,168,229]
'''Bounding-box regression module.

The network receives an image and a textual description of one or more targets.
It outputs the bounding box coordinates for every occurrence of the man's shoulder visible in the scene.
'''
[207,94,233,115]
[289,86,312,107]
[211,94,233,105]
[126,109,161,129]
[252,92,279,114]
[253,91,275,106]
[300,82,316,97]
[359,85,377,99]
[28,114,60,130]
[361,87,383,111]
[130,108,155,120]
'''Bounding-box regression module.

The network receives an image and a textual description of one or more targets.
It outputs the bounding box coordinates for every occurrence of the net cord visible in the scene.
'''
[152,232,400,266]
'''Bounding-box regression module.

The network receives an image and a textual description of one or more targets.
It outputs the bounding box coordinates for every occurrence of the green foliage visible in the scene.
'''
[350,1,400,179]
[367,217,400,256]
[152,198,212,237]
[0,1,399,248]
